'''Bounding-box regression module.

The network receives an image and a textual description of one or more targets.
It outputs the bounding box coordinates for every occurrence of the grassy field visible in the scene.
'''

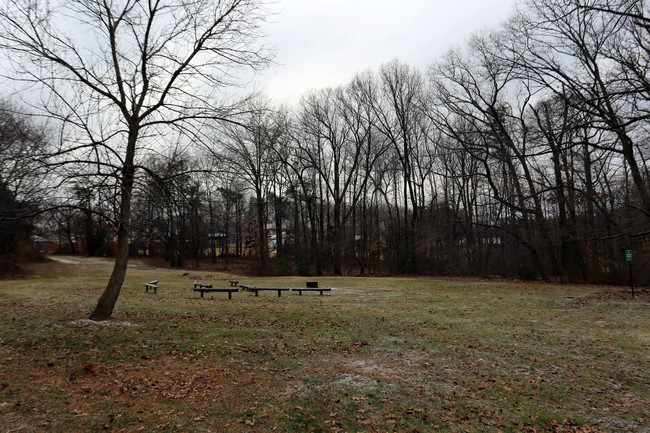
[0,257,648,433]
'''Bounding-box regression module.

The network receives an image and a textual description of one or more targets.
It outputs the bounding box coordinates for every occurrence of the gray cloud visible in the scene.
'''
[258,0,517,105]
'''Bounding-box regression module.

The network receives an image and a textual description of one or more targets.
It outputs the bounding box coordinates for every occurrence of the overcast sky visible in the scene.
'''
[257,0,518,106]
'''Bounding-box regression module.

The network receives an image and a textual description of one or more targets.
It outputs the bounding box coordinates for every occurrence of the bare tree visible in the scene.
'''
[0,0,271,320]
[429,32,564,279]
[0,100,50,209]
[217,100,284,273]
[372,60,428,272]
[507,0,650,214]
[0,100,50,274]
[294,83,389,275]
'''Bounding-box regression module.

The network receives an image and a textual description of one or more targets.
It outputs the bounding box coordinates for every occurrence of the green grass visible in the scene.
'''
[0,256,648,432]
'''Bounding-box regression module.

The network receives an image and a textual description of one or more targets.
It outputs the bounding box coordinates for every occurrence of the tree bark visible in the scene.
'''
[89,128,137,321]
[256,188,270,274]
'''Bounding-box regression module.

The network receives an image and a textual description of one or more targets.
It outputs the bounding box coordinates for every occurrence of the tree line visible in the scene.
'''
[2,0,649,293]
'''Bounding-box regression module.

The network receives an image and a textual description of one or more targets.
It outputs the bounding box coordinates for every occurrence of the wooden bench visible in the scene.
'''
[192,287,238,300]
[294,288,332,296]
[144,280,159,293]
[240,284,291,297]
[229,280,239,287]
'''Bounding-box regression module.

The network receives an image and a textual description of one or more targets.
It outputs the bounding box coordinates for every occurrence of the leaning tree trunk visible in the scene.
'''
[89,129,137,321]
[619,133,650,214]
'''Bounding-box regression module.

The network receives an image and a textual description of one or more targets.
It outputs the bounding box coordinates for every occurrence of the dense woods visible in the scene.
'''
[2,0,649,285]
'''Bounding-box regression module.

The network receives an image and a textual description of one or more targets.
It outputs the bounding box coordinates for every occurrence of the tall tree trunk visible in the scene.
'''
[275,194,283,256]
[583,142,599,280]
[619,133,650,214]
[332,201,343,275]
[309,198,321,275]
[209,201,217,264]
[292,189,301,257]
[89,128,137,321]
[256,188,269,274]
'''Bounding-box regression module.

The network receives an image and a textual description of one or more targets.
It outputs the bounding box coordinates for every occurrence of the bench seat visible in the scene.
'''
[240,285,332,297]
[294,288,332,296]
[144,280,159,293]
[193,287,238,300]
[240,285,292,297]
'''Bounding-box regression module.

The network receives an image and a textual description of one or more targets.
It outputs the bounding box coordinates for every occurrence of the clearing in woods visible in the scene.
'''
[0,256,648,432]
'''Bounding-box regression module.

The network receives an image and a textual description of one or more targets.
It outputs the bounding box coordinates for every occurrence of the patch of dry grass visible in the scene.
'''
[0,256,648,432]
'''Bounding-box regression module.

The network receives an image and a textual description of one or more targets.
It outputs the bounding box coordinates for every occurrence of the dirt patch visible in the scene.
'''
[0,346,299,432]
[70,319,140,328]
[336,372,378,388]
[72,353,300,431]
[324,349,437,390]
[0,299,69,312]
[100,356,242,401]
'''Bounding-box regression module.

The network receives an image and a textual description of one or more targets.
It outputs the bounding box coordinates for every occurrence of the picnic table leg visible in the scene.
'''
[228,291,232,300]
[200,290,204,298]
[154,286,157,294]
[254,290,259,297]
[277,290,281,297]
[297,290,303,295]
